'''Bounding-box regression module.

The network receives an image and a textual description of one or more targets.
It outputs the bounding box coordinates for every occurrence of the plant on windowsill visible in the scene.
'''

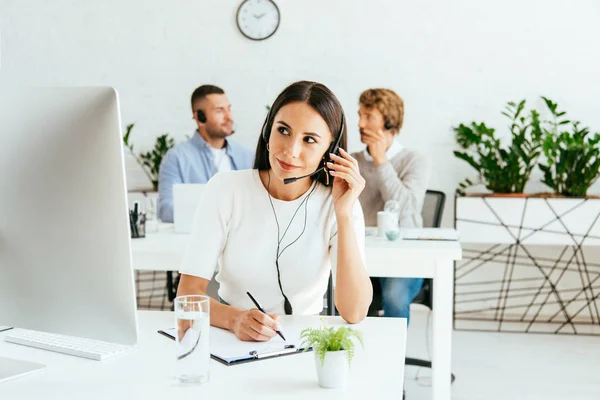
[123,123,176,191]
[299,325,363,389]
[538,97,600,198]
[453,100,543,196]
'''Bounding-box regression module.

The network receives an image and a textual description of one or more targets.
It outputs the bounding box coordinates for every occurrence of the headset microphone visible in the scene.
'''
[283,167,325,185]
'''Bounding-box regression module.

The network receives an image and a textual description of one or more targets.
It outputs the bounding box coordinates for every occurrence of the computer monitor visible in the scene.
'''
[0,87,138,345]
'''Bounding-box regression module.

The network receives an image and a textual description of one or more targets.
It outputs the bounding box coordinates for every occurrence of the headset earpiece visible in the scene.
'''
[323,114,345,166]
[197,110,207,123]
[262,107,273,142]
[384,120,393,130]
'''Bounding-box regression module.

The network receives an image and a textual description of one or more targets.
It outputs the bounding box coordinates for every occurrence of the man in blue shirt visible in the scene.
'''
[158,85,254,222]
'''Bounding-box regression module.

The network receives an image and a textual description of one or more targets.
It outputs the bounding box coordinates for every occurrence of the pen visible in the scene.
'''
[246,291,286,341]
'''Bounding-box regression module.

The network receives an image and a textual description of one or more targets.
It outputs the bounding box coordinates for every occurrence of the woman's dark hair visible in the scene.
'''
[253,80,348,187]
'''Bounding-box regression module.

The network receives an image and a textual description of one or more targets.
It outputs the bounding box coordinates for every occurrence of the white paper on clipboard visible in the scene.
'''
[160,323,309,364]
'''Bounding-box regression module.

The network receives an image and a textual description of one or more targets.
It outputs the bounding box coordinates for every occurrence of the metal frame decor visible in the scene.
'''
[454,195,600,335]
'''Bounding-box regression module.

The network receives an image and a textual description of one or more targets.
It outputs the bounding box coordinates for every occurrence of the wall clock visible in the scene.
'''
[236,0,280,41]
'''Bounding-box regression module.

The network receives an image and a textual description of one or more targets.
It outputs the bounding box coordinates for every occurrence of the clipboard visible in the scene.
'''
[158,328,312,366]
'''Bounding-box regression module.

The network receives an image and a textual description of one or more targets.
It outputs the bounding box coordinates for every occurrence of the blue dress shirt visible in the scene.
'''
[158,132,254,222]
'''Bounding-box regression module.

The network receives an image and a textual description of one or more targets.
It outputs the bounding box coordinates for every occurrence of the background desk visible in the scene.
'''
[131,224,462,400]
[0,311,406,399]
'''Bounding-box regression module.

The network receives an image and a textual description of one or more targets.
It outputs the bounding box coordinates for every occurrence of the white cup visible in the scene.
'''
[377,211,398,237]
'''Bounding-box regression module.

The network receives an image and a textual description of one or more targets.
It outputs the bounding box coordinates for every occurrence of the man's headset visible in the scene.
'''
[197,109,236,134]
[197,110,207,123]
[384,120,394,130]
[262,108,345,185]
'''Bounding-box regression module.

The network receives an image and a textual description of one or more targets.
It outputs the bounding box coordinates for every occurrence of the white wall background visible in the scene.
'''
[1,0,599,226]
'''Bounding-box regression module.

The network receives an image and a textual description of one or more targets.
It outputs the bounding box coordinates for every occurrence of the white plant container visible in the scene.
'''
[314,350,350,389]
[454,194,600,335]
[456,195,600,246]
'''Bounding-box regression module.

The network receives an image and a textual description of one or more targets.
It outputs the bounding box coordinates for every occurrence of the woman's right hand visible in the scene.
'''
[231,309,280,342]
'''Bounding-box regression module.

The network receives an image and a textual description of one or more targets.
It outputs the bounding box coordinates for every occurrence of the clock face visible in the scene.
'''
[236,0,280,41]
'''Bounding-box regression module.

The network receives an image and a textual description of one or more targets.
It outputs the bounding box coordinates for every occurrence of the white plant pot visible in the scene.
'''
[314,350,350,389]
[456,196,600,245]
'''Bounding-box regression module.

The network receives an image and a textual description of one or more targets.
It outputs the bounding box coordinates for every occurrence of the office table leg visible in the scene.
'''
[432,258,454,400]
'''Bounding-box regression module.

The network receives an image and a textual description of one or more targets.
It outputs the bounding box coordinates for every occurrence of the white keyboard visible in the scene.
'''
[4,329,135,361]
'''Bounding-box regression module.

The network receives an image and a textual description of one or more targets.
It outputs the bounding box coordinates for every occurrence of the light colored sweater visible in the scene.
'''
[352,147,431,228]
[179,169,366,315]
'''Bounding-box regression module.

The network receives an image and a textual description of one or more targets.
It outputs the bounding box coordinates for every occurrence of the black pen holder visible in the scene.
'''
[129,209,146,239]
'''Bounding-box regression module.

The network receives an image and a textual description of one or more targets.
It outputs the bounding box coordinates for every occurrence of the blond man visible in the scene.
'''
[352,88,431,322]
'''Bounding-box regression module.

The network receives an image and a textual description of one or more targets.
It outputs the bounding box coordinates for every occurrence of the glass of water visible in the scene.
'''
[174,295,210,384]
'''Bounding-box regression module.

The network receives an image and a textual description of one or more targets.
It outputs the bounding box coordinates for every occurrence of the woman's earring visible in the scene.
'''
[266,143,270,152]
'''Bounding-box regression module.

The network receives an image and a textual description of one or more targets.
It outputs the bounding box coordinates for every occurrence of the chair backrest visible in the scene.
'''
[422,190,446,228]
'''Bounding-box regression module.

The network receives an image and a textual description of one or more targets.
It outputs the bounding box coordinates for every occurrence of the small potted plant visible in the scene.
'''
[299,325,363,389]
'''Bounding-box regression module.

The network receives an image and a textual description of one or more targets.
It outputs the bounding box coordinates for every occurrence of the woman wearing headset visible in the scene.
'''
[177,81,372,342]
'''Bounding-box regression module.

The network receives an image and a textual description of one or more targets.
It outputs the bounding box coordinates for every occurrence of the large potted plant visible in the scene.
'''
[299,325,363,389]
[123,123,176,191]
[453,97,600,336]
[453,99,543,196]
[538,97,600,197]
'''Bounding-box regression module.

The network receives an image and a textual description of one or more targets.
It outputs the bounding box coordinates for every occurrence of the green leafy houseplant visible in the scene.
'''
[123,123,175,191]
[300,325,364,366]
[538,97,600,197]
[453,100,543,195]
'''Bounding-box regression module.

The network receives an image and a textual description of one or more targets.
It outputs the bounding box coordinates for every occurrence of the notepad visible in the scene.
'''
[159,324,311,366]
[400,228,459,241]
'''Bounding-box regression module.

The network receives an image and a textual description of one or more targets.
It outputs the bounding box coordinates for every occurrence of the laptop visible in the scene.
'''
[173,184,206,234]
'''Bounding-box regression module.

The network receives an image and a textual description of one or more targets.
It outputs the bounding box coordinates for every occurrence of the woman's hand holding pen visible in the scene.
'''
[327,148,366,218]
[231,309,281,342]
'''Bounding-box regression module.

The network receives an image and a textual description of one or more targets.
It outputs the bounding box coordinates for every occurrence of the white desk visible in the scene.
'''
[0,311,406,399]
[131,224,462,400]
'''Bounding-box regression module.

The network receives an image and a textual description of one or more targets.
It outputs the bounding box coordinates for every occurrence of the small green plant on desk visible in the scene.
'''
[300,324,364,389]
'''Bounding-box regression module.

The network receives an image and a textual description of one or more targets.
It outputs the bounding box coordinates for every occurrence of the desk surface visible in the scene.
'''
[0,311,407,399]
[132,224,462,276]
